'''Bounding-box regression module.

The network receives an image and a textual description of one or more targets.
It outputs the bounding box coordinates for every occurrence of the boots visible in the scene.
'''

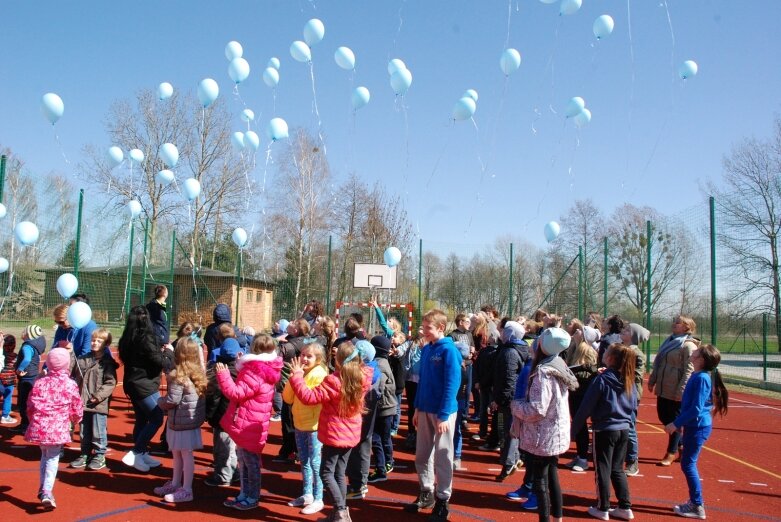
[429,498,450,521]
[658,452,676,466]
[405,490,436,512]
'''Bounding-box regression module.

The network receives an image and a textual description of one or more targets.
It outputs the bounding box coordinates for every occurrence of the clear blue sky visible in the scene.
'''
[2,0,780,250]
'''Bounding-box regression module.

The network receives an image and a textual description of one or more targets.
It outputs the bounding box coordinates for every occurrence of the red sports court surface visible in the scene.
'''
[1,372,779,521]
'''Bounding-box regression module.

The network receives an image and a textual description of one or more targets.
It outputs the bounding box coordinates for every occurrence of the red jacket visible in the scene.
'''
[290,365,372,448]
[217,353,282,454]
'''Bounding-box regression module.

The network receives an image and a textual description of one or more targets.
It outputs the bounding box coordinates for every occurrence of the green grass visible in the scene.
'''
[646,333,779,355]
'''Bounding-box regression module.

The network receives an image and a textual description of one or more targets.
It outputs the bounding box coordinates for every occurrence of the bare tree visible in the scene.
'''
[709,116,781,345]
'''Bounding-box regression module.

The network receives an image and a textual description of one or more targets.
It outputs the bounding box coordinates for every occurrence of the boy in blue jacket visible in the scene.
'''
[405,310,461,522]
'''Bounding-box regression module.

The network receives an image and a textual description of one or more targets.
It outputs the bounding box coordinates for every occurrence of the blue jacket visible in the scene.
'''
[513,358,533,401]
[415,336,461,421]
[674,371,713,429]
[53,320,97,358]
[571,368,636,434]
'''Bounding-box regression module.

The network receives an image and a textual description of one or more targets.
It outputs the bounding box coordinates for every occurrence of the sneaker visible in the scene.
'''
[404,432,417,450]
[506,484,533,502]
[141,453,162,468]
[301,499,324,514]
[430,498,449,521]
[345,485,368,500]
[496,464,515,481]
[367,470,387,483]
[609,507,635,520]
[390,429,398,437]
[514,459,524,471]
[153,481,180,496]
[521,493,538,510]
[470,434,481,441]
[0,415,16,424]
[41,492,57,508]
[87,455,106,471]
[270,413,281,422]
[204,476,232,487]
[674,500,706,519]
[625,460,640,476]
[587,506,610,520]
[405,490,436,512]
[385,462,394,474]
[70,454,89,468]
[571,457,589,472]
[479,443,501,452]
[223,494,247,508]
[163,487,194,503]
[122,451,150,472]
[288,494,314,507]
[453,459,467,471]
[231,497,259,510]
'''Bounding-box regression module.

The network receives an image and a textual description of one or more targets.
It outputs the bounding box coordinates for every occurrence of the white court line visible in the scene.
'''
[571,471,586,474]
[750,482,768,487]
[731,397,781,412]
[487,468,501,472]
[657,475,674,479]
[718,479,735,483]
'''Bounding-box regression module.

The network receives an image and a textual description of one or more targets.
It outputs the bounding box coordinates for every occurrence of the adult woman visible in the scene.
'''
[648,315,698,466]
[118,306,174,472]
[146,285,170,347]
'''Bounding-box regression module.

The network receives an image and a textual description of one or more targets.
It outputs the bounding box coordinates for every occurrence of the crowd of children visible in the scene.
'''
[0,295,732,521]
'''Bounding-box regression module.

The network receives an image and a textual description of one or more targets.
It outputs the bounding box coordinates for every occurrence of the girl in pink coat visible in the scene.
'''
[24,347,83,509]
[216,335,282,511]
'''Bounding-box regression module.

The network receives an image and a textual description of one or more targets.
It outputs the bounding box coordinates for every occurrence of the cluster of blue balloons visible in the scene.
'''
[565,96,592,127]
[388,59,412,96]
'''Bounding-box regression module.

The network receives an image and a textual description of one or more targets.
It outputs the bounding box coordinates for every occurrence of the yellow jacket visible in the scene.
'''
[283,364,327,431]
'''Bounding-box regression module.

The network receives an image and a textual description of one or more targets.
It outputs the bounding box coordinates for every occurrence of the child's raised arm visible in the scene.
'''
[289,367,337,406]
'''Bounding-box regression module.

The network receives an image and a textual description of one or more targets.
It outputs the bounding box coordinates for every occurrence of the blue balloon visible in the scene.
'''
[228,57,250,84]
[183,178,201,201]
[303,19,325,46]
[452,96,476,121]
[565,97,586,118]
[129,149,144,163]
[390,69,412,95]
[67,301,92,329]
[56,273,79,299]
[384,247,402,267]
[197,78,219,108]
[267,57,281,70]
[500,48,522,75]
[544,221,561,242]
[41,93,64,125]
[127,200,142,218]
[334,47,355,70]
[574,108,592,127]
[155,169,175,186]
[290,41,311,63]
[157,82,173,100]
[14,221,39,246]
[593,15,615,39]
[232,227,248,248]
[244,131,260,151]
[107,146,124,167]
[463,89,479,102]
[679,60,698,80]
[231,132,245,150]
[352,86,371,110]
[241,109,255,122]
[0,258,8,274]
[263,67,280,88]
[159,143,179,168]
[560,0,582,15]
[267,118,289,141]
[225,41,243,61]
[387,59,406,75]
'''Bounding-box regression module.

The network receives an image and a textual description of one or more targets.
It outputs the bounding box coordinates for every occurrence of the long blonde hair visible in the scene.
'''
[566,340,597,367]
[336,342,365,417]
[173,338,207,396]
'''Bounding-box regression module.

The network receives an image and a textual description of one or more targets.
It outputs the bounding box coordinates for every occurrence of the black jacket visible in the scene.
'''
[146,299,170,346]
[205,358,238,428]
[475,343,499,391]
[204,304,232,357]
[491,340,530,407]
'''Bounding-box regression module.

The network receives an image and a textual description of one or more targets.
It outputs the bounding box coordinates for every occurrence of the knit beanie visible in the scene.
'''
[540,327,571,357]
[354,339,376,363]
[25,325,43,341]
[370,335,391,358]
[47,347,70,372]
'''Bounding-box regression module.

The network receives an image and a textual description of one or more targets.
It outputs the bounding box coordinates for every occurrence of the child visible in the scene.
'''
[402,330,424,450]
[571,343,637,521]
[24,347,83,508]
[511,327,578,522]
[289,341,373,522]
[154,338,207,503]
[0,333,17,424]
[209,323,241,364]
[564,334,599,473]
[404,309,461,522]
[283,342,328,515]
[345,340,380,500]
[216,335,283,510]
[204,339,240,487]
[70,328,118,471]
[449,313,475,424]
[12,325,47,433]
[620,323,649,476]
[368,335,397,483]
[452,340,471,471]
[665,344,728,520]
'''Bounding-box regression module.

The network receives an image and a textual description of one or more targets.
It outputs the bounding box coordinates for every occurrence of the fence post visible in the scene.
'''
[417,238,423,325]
[235,248,242,325]
[710,196,717,345]
[578,246,584,320]
[508,242,514,316]
[763,313,768,383]
[140,217,149,304]
[74,189,84,278]
[169,230,176,332]
[645,220,653,362]
[124,221,135,317]
[325,235,332,312]
[603,236,608,317]
[0,155,6,203]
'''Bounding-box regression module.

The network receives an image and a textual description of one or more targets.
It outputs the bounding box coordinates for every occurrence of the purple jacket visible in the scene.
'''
[217,353,283,453]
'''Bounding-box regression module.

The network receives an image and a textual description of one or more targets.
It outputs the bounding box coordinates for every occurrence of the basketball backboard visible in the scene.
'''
[353,263,397,289]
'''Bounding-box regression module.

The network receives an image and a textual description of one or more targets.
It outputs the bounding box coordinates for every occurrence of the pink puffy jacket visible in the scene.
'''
[290,365,372,448]
[25,368,83,446]
[217,353,283,454]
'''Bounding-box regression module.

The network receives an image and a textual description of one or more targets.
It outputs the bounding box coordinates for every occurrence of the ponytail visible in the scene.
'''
[700,344,729,417]
[606,343,636,396]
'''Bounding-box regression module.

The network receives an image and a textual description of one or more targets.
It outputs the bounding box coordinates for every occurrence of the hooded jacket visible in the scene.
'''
[283,364,327,431]
[374,356,398,417]
[122,337,173,400]
[158,374,206,431]
[71,350,118,414]
[571,368,636,434]
[24,367,83,445]
[217,352,283,453]
[512,356,578,457]
[14,336,46,380]
[492,338,530,407]
[290,365,372,448]
[205,358,238,428]
[204,304,233,356]
[415,336,461,421]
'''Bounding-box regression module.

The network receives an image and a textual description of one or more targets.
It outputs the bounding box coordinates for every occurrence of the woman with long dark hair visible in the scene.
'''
[118,306,173,472]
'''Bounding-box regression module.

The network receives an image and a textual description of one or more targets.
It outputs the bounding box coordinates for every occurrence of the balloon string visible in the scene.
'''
[426,123,453,188]
[504,0,512,50]
[470,118,487,182]
[391,0,406,52]
[308,62,327,156]
[52,127,72,170]
[625,0,635,187]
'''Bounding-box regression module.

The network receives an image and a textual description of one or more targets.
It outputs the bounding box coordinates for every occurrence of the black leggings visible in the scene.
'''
[321,445,352,510]
[657,397,682,454]
[530,454,562,520]
[594,430,631,511]
[405,381,417,433]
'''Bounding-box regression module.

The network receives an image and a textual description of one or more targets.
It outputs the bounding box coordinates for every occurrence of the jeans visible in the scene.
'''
[372,415,394,472]
[131,392,164,454]
[1,383,14,417]
[453,399,466,459]
[498,406,519,467]
[347,401,378,489]
[657,396,682,454]
[626,408,639,463]
[462,365,472,417]
[236,447,262,500]
[40,444,63,495]
[321,445,352,510]
[392,392,403,432]
[17,378,34,427]
[404,381,418,433]
[594,430,631,511]
[530,454,562,520]
[681,424,712,506]
[295,429,323,501]
[80,412,108,456]
[212,426,237,483]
